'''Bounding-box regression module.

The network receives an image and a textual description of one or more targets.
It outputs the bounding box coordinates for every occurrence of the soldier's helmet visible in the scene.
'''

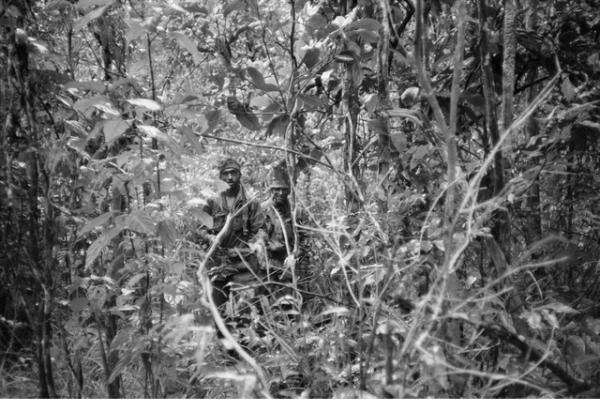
[218,158,241,174]
[269,165,290,189]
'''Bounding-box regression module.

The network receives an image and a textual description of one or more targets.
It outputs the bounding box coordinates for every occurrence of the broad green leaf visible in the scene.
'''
[126,273,146,288]
[64,120,88,137]
[126,98,162,111]
[126,210,155,235]
[186,198,207,207]
[85,226,122,270]
[266,114,289,137]
[169,31,202,63]
[226,96,261,131]
[181,126,204,153]
[302,47,320,69]
[74,2,113,31]
[103,119,131,145]
[79,211,113,236]
[94,102,120,117]
[361,93,379,113]
[345,18,382,32]
[73,95,111,114]
[250,94,273,110]
[246,67,279,92]
[157,220,177,246]
[298,94,327,111]
[177,94,199,104]
[114,149,138,168]
[67,137,87,154]
[56,95,73,108]
[306,14,327,34]
[263,101,282,114]
[137,124,167,141]
[205,109,220,129]
[88,285,107,310]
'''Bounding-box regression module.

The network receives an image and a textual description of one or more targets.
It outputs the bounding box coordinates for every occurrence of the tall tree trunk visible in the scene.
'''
[478,0,510,266]
[523,0,542,245]
[10,16,58,397]
[495,0,516,260]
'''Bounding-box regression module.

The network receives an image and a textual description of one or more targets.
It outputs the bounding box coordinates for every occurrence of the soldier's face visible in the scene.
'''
[271,187,290,205]
[220,169,240,190]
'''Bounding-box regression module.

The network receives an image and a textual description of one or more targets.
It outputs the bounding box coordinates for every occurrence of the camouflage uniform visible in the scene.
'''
[261,165,307,305]
[201,160,264,317]
[262,199,295,267]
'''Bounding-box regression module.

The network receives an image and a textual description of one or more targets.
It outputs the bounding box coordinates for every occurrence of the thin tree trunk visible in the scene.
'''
[376,0,393,233]
[11,19,58,397]
[500,0,517,134]
[496,0,516,260]
[441,0,467,348]
[478,0,510,265]
[523,0,542,245]
[342,64,361,214]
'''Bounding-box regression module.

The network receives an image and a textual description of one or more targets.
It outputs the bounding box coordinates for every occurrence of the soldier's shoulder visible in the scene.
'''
[204,195,224,211]
[260,199,274,209]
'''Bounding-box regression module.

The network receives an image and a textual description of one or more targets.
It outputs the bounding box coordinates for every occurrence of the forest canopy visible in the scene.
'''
[1,0,600,398]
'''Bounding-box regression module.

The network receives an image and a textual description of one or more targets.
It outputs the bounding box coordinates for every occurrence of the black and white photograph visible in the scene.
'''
[1,0,599,397]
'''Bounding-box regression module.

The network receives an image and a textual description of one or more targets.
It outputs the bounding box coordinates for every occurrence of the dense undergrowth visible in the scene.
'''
[2,0,600,398]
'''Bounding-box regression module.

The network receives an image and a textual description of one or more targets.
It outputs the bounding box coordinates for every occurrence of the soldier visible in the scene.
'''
[202,158,264,336]
[261,165,304,307]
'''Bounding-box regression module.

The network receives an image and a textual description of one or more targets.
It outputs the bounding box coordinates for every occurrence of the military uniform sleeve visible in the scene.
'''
[247,199,266,240]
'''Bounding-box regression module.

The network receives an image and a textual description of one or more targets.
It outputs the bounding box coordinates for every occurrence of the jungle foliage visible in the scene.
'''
[1,0,600,397]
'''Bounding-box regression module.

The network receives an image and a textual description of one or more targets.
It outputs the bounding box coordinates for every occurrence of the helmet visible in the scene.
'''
[218,158,241,173]
[269,165,290,189]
